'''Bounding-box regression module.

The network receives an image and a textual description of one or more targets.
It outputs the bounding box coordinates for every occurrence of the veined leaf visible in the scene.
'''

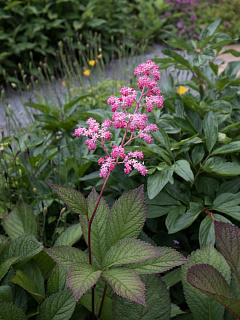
[202,157,240,177]
[214,221,240,287]
[182,244,231,320]
[106,186,146,249]
[0,257,19,281]
[2,203,38,240]
[36,290,76,320]
[199,214,232,247]
[0,235,43,265]
[0,285,12,303]
[101,239,162,269]
[47,265,67,296]
[203,111,218,152]
[49,184,87,215]
[129,247,189,274]
[66,262,101,301]
[187,264,240,319]
[211,192,240,221]
[166,203,203,234]
[34,251,56,280]
[147,167,174,200]
[0,302,27,320]
[11,260,45,303]
[45,246,88,269]
[112,274,171,319]
[54,224,82,246]
[103,268,146,306]
[80,189,109,265]
[173,160,194,183]
[211,141,240,155]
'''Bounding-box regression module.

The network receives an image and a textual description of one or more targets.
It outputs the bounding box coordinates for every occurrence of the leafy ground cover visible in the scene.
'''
[0,19,240,319]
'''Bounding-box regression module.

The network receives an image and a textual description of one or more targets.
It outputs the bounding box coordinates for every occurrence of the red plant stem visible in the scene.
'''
[87,171,111,319]
[204,208,215,222]
[97,284,108,318]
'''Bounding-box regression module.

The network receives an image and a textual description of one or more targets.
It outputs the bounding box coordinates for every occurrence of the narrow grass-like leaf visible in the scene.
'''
[49,184,87,215]
[2,203,38,240]
[101,239,162,269]
[129,247,189,274]
[182,244,231,320]
[187,264,240,319]
[45,246,88,269]
[103,268,146,306]
[214,221,240,287]
[0,302,27,320]
[112,274,171,319]
[54,224,82,246]
[66,262,101,301]
[36,290,76,320]
[106,186,147,249]
[80,189,109,264]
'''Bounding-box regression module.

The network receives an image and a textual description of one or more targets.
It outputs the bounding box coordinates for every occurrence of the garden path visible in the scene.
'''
[0,43,240,134]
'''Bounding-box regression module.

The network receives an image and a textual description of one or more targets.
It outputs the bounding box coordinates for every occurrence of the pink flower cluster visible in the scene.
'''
[75,60,163,178]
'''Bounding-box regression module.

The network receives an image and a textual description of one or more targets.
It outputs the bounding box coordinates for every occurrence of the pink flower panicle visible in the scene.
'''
[75,60,163,177]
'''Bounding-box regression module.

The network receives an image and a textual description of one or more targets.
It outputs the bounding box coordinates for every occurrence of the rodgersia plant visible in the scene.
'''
[45,61,188,319]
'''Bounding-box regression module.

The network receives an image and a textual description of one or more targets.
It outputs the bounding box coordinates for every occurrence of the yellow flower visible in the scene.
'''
[83,69,91,76]
[88,60,95,67]
[62,81,67,87]
[177,86,189,95]
[97,54,102,59]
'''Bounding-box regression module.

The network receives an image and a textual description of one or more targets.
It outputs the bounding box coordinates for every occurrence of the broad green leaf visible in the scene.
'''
[129,247,189,274]
[47,265,67,296]
[166,203,203,234]
[0,257,19,281]
[2,203,37,240]
[195,176,219,198]
[24,102,51,114]
[79,292,112,320]
[215,221,240,287]
[187,264,240,319]
[34,251,56,280]
[211,192,240,221]
[173,160,194,183]
[171,304,185,318]
[66,262,101,301]
[101,239,161,269]
[54,224,82,246]
[80,189,109,264]
[49,184,87,215]
[11,260,45,303]
[45,246,88,269]
[112,274,170,319]
[192,144,205,165]
[182,244,231,320]
[211,141,240,155]
[147,167,174,199]
[36,290,76,320]
[199,214,232,247]
[0,235,43,265]
[152,128,171,151]
[202,157,240,177]
[103,268,146,306]
[106,186,146,249]
[203,111,218,152]
[161,49,191,68]
[0,302,27,320]
[0,285,12,303]
[162,268,182,287]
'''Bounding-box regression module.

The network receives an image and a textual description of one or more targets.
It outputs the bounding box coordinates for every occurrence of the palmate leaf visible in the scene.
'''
[112,274,171,320]
[2,203,38,240]
[214,221,240,287]
[101,239,162,269]
[128,247,189,274]
[66,262,101,301]
[103,268,146,306]
[187,264,240,319]
[45,246,88,269]
[182,244,231,320]
[36,290,76,320]
[49,184,87,215]
[106,186,147,250]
